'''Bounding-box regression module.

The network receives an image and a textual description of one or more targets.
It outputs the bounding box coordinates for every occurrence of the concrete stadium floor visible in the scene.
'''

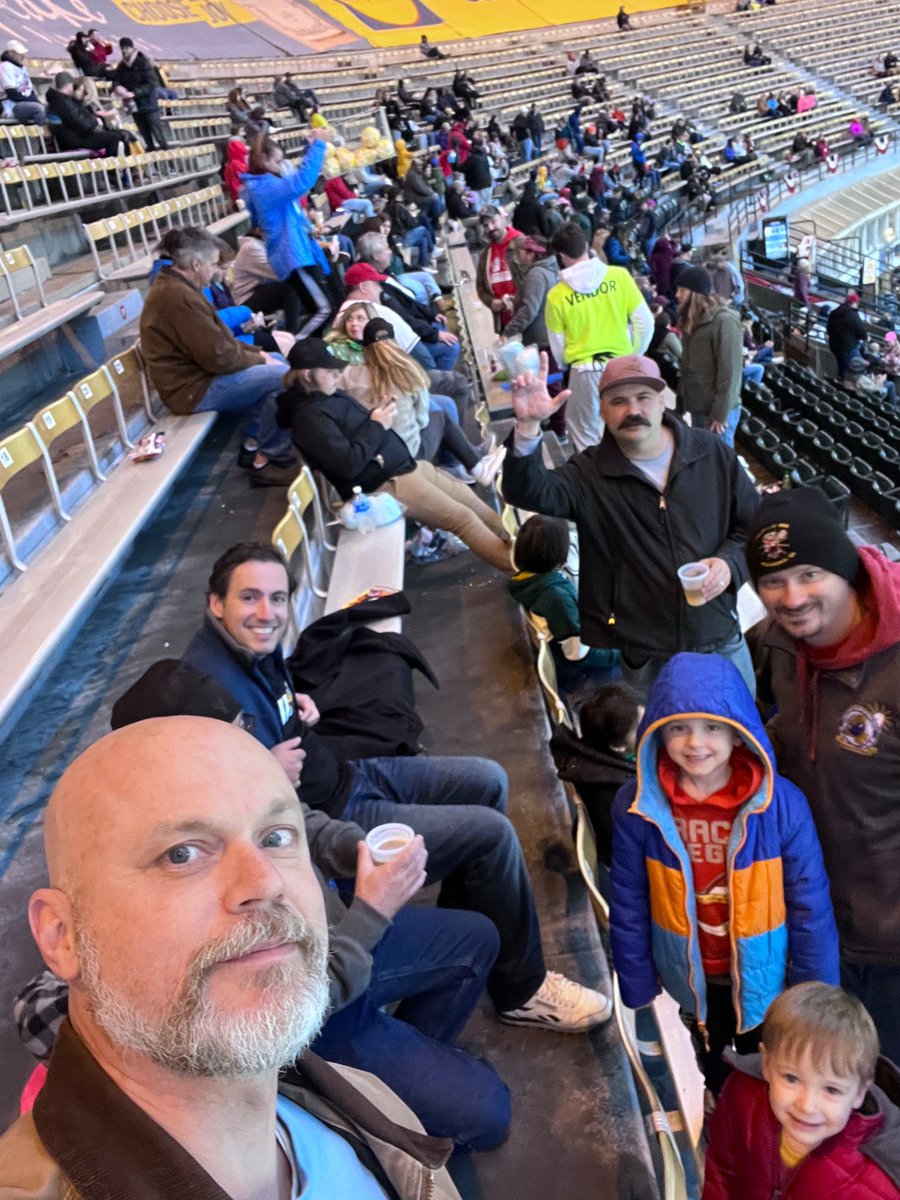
[0,417,654,1199]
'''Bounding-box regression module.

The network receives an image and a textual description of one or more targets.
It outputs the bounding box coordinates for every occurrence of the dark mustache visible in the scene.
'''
[620,416,650,428]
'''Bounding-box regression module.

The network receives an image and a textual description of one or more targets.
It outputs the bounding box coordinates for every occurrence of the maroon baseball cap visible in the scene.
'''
[598,354,665,396]
[344,262,387,288]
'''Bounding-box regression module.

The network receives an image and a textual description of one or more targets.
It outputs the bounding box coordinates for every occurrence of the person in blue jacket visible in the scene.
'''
[240,132,335,341]
[610,652,839,1095]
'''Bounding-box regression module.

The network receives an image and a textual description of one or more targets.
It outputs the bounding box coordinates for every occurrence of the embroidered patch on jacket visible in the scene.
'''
[835,704,892,756]
[754,523,795,569]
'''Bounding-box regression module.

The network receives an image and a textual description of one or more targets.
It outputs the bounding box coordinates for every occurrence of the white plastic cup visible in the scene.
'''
[365,823,415,864]
[677,562,709,607]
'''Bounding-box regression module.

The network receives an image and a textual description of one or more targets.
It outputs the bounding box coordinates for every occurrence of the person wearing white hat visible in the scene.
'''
[0,39,46,123]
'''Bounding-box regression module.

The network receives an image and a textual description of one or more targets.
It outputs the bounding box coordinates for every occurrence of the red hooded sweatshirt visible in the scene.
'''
[223,138,249,206]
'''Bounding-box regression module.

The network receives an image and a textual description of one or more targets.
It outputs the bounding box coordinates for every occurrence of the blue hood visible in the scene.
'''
[633,652,775,817]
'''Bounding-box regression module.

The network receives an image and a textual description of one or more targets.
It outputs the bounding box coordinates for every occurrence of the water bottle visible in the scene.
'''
[351,486,375,533]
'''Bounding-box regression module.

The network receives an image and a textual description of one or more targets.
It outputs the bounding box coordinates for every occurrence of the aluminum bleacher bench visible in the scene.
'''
[0,144,219,229]
[0,372,216,731]
[83,183,248,283]
[0,243,105,362]
[323,519,405,634]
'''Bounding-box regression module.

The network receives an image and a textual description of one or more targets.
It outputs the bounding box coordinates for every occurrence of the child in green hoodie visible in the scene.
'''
[509,515,619,696]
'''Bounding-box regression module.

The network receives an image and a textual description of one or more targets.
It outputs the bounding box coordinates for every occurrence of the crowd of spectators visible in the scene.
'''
[2,24,900,1200]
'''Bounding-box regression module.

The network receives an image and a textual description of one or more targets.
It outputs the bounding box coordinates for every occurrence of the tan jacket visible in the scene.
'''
[139,267,265,415]
[0,1022,459,1200]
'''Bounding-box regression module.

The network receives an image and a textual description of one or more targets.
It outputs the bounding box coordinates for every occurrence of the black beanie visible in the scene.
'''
[676,265,712,296]
[745,487,859,586]
[110,659,241,729]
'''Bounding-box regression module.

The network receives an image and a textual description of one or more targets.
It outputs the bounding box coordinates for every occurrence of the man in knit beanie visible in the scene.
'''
[746,486,900,1064]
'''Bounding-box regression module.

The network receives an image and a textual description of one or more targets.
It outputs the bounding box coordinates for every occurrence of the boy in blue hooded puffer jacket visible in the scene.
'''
[610,652,839,1094]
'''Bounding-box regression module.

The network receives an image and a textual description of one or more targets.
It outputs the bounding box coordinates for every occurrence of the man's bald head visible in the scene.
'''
[44,717,291,894]
[32,717,327,1079]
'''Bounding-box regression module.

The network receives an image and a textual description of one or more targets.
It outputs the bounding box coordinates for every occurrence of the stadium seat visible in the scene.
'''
[0,425,62,571]
[32,392,107,493]
[272,507,323,640]
[524,610,575,732]
[72,365,138,451]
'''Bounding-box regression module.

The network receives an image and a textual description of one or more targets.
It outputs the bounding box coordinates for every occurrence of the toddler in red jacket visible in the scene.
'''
[703,982,900,1199]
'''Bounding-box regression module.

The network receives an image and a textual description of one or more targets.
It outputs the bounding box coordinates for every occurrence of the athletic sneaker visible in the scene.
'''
[498,972,613,1032]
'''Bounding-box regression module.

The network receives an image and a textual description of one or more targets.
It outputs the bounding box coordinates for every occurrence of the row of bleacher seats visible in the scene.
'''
[738,362,900,530]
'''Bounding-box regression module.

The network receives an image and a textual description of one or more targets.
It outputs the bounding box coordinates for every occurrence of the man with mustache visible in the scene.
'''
[0,717,461,1199]
[501,352,760,695]
[475,206,523,332]
[745,487,900,1066]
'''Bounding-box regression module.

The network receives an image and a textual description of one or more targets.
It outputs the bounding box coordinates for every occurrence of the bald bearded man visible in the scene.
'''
[0,718,460,1200]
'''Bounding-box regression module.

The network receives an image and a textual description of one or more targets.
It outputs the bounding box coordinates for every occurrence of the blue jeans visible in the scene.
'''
[397,270,440,304]
[742,364,765,385]
[428,334,461,371]
[312,906,510,1150]
[693,405,742,449]
[340,196,376,219]
[196,359,292,459]
[403,225,433,268]
[841,960,900,1066]
[519,136,535,162]
[341,755,546,1011]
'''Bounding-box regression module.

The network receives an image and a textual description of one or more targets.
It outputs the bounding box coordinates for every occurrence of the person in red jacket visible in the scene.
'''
[323,173,376,220]
[703,982,900,1200]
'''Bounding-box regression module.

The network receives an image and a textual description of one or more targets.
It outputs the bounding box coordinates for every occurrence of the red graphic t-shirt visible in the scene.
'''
[658,744,764,976]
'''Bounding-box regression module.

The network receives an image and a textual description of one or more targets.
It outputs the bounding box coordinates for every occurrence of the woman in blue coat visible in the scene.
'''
[241,133,335,340]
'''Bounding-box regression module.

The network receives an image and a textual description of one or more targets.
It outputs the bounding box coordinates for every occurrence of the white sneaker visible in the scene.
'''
[471,445,506,487]
[498,972,613,1032]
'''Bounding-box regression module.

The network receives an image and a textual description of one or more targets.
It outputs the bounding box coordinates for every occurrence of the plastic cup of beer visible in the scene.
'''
[677,562,709,607]
[365,823,415,864]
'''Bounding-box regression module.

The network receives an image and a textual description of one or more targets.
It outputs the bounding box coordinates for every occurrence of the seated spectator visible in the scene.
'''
[278,339,512,570]
[617,5,633,29]
[550,681,643,864]
[796,87,817,113]
[0,39,46,123]
[324,172,376,221]
[335,316,503,482]
[139,226,296,486]
[879,81,897,106]
[575,49,598,75]
[703,983,900,1200]
[273,73,314,122]
[814,132,831,161]
[420,34,447,59]
[230,226,308,336]
[345,258,460,372]
[604,223,633,268]
[45,72,128,155]
[790,130,814,168]
[648,301,682,361]
[85,27,113,71]
[850,115,874,146]
[509,515,620,695]
[881,328,900,377]
[886,49,899,74]
[227,85,251,127]
[246,105,270,139]
[67,31,97,77]
[0,716,467,1196]
[857,368,898,409]
[729,91,747,114]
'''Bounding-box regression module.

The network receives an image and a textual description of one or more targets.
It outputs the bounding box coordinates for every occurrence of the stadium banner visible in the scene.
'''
[0,0,364,61]
[7,0,685,57]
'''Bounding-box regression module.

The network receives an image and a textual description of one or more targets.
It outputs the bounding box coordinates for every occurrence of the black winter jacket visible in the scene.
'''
[111,51,158,111]
[502,413,760,654]
[379,279,439,343]
[462,149,492,190]
[46,88,100,136]
[277,386,416,498]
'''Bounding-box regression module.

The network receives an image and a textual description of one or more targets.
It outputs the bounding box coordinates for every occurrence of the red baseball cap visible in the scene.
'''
[344,262,387,288]
[598,354,665,396]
